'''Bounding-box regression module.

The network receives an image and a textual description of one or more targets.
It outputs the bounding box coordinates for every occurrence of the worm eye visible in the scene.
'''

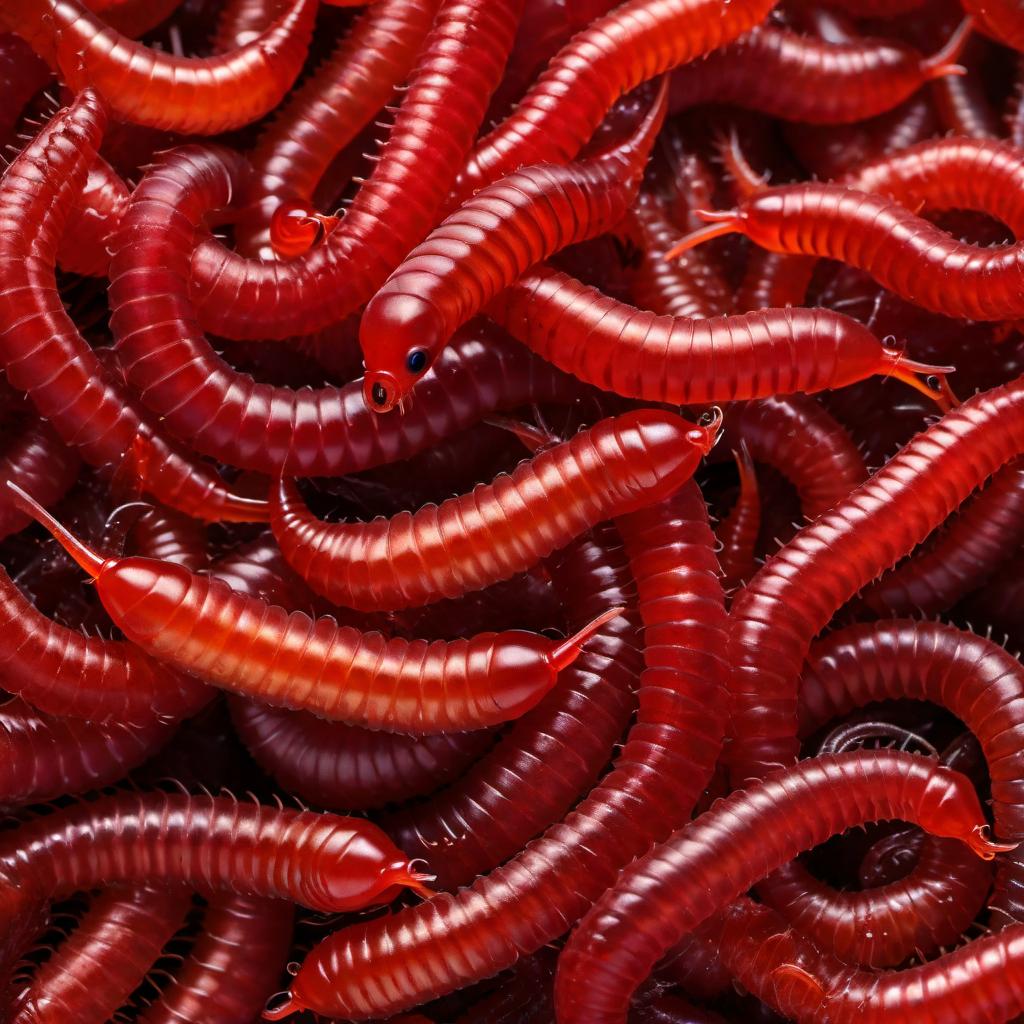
[371,382,388,406]
[406,349,429,375]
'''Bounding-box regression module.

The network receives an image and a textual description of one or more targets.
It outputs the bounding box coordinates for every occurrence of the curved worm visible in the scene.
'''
[554,750,1009,1024]
[717,444,761,590]
[269,407,716,611]
[57,154,129,277]
[358,81,666,410]
[126,506,208,573]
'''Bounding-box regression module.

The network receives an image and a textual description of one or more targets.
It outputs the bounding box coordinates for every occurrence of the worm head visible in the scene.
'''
[918,765,1016,859]
[691,406,724,455]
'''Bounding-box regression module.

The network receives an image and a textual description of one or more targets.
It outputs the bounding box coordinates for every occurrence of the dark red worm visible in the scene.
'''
[57,154,129,277]
[126,506,209,573]
[188,0,521,340]
[667,22,969,124]
[0,698,175,807]
[454,0,779,202]
[7,885,189,1024]
[554,750,1010,1024]
[263,482,729,1020]
[717,444,760,591]
[0,93,266,522]
[0,0,326,134]
[268,407,716,611]
[138,893,294,1024]
[213,0,278,50]
[236,0,440,256]
[381,522,643,890]
[728,373,1024,784]
[488,263,950,407]
[12,483,625,734]
[0,33,50,148]
[83,0,184,37]
[358,81,666,411]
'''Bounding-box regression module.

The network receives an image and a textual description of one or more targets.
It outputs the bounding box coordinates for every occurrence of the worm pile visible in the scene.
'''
[2,0,1024,1021]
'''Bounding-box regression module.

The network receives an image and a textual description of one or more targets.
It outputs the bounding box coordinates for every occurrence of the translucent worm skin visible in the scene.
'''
[8,886,189,1024]
[861,458,1024,616]
[267,484,729,1021]
[488,264,943,407]
[554,750,1005,1024]
[798,620,1024,922]
[188,0,521,340]
[382,523,643,890]
[109,145,585,476]
[235,0,440,256]
[0,793,427,914]
[0,699,174,807]
[0,0,321,134]
[454,0,778,202]
[57,154,129,277]
[358,83,666,410]
[12,490,624,735]
[138,894,293,1024]
[728,374,1024,783]
[717,446,760,590]
[229,698,495,810]
[269,408,716,611]
[0,93,267,522]
[667,25,965,124]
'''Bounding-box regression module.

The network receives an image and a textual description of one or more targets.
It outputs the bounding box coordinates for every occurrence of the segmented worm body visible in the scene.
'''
[265,483,729,1020]
[382,523,643,890]
[213,0,277,50]
[554,750,1007,1024]
[269,408,715,610]
[189,0,522,340]
[8,885,189,1024]
[729,373,1024,783]
[0,0,321,133]
[127,506,208,572]
[138,894,293,1024]
[668,24,966,124]
[717,446,760,590]
[58,154,129,277]
[359,83,665,410]
[488,264,947,407]
[0,93,266,522]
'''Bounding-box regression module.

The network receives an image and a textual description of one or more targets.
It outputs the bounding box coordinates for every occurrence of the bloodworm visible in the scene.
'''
[214,0,289,50]
[381,523,643,890]
[10,483,627,734]
[728,372,1024,783]
[487,263,951,407]
[138,894,294,1024]
[268,407,717,611]
[554,750,1011,1024]
[188,0,522,340]
[7,885,189,1024]
[109,144,587,476]
[236,0,440,256]
[126,506,209,572]
[261,483,730,1020]
[0,0,330,134]
[0,699,175,807]
[57,153,129,277]
[0,92,267,522]
[358,81,666,410]
[667,21,970,124]
[717,445,761,591]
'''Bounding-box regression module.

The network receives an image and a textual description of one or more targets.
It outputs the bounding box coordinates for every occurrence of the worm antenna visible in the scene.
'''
[6,482,108,579]
[549,606,625,672]
[920,17,973,81]
[664,211,742,260]
[968,824,1018,860]
[734,441,758,496]
[881,350,957,409]
[482,415,559,453]
[716,126,766,199]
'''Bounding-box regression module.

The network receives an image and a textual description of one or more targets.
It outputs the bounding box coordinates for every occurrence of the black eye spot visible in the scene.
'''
[371,382,388,406]
[698,410,715,427]
[406,349,428,375]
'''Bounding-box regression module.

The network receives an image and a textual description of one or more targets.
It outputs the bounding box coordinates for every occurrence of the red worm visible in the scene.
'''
[57,154,129,277]
[8,885,189,1024]
[229,698,495,810]
[109,145,585,475]
[0,792,431,916]
[0,0,325,134]
[930,34,1001,137]
[667,22,969,124]
[138,893,293,1024]
[963,0,1024,51]
[454,0,779,202]
[236,0,439,256]
[0,699,175,807]
[83,0,184,36]
[554,750,1010,1024]
[487,263,951,407]
[0,93,266,522]
[214,0,284,50]
[358,82,666,411]
[263,483,729,1020]
[188,0,521,340]
[0,33,50,147]
[126,506,208,573]
[717,444,760,590]
[12,484,624,734]
[268,407,716,611]
[206,533,319,611]
[381,522,643,890]
[728,373,1024,783]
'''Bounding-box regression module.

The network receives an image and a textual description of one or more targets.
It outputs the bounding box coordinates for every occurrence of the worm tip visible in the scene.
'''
[550,606,625,671]
[664,212,741,260]
[969,824,1018,860]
